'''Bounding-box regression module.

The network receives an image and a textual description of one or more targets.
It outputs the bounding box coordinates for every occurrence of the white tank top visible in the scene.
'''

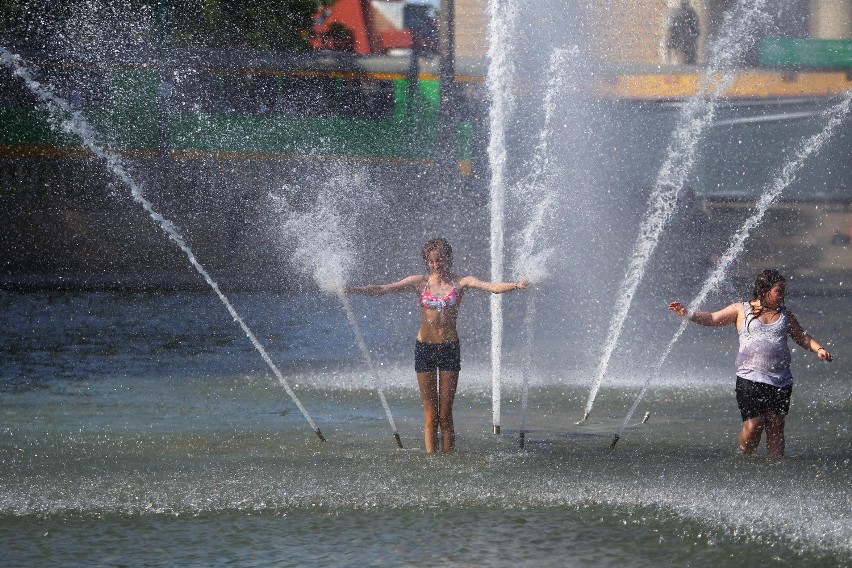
[735,302,793,387]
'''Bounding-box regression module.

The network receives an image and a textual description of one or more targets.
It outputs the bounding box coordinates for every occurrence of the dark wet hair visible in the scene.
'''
[751,269,785,303]
[746,269,785,331]
[422,237,452,268]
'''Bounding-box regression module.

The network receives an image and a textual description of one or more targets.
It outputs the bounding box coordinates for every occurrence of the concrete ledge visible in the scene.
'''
[593,68,852,100]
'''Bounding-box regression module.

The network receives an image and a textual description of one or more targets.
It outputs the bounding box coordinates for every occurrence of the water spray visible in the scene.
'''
[338,291,404,448]
[581,0,771,422]
[0,47,327,441]
[511,47,573,449]
[271,180,402,448]
[610,413,646,447]
[611,90,852,448]
[518,286,536,450]
[486,0,518,436]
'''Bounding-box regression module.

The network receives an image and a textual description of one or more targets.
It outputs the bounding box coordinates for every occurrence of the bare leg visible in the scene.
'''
[438,371,459,453]
[764,413,786,456]
[738,416,765,455]
[417,371,439,453]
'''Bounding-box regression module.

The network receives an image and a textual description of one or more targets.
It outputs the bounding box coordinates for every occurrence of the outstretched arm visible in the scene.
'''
[457,276,528,294]
[668,301,739,327]
[789,313,833,362]
[346,274,424,297]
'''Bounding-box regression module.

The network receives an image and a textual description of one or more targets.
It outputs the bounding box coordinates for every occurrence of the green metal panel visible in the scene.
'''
[105,69,159,147]
[456,120,473,161]
[760,37,852,68]
[0,62,470,161]
[420,78,440,107]
[169,114,434,158]
[0,109,69,145]
[393,79,407,121]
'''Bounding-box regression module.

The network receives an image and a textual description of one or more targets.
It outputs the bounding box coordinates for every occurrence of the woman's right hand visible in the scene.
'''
[668,302,688,317]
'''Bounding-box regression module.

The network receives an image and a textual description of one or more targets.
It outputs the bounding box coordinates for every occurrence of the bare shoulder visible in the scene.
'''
[712,302,743,326]
[727,301,745,313]
[712,302,742,316]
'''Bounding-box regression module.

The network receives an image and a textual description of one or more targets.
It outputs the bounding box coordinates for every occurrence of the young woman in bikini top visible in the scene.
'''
[347,237,528,453]
[420,279,462,310]
[417,272,464,344]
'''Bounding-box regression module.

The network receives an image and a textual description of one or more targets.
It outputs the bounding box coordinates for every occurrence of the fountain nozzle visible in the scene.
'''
[519,431,525,450]
[394,432,403,448]
[315,429,326,442]
[642,412,650,424]
[610,434,620,449]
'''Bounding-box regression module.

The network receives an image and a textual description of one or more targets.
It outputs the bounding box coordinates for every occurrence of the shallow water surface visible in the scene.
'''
[1,291,850,566]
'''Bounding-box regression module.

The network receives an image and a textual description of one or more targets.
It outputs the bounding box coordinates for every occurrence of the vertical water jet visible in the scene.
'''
[0,47,326,441]
[518,286,535,450]
[581,0,772,421]
[613,90,852,447]
[511,47,574,447]
[339,292,404,448]
[486,0,518,435]
[273,182,403,447]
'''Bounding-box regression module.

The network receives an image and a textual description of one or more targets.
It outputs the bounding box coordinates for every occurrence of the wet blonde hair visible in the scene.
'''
[422,237,453,268]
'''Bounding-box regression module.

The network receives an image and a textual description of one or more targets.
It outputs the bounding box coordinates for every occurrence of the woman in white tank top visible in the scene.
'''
[668,269,833,456]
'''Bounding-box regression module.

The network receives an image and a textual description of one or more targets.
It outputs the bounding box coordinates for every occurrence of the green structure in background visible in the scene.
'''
[0,51,479,167]
[760,37,852,68]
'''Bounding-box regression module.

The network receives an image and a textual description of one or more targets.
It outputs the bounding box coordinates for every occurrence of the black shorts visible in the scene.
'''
[414,340,461,373]
[735,377,792,421]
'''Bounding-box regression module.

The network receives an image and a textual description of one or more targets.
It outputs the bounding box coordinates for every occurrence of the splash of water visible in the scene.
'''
[513,47,579,200]
[59,1,155,62]
[338,292,403,447]
[275,182,358,295]
[581,0,772,421]
[611,91,852,446]
[511,47,580,284]
[486,0,519,434]
[518,287,536,450]
[272,184,402,446]
[514,48,581,449]
[0,47,325,441]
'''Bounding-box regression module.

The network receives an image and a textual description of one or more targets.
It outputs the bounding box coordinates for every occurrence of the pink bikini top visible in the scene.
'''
[420,280,463,310]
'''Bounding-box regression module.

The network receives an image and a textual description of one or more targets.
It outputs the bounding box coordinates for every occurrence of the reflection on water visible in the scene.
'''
[1,291,850,566]
[2,506,846,568]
